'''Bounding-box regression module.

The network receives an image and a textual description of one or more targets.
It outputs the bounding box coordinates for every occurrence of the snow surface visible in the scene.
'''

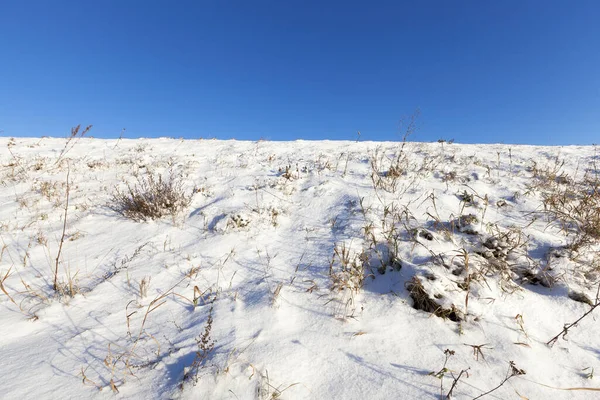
[1,137,599,399]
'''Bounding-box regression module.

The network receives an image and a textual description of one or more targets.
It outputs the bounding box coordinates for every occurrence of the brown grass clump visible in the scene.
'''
[329,243,366,293]
[110,171,192,222]
[530,155,600,248]
[542,172,600,248]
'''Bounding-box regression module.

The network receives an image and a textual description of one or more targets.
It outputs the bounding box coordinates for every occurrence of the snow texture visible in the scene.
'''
[1,137,599,399]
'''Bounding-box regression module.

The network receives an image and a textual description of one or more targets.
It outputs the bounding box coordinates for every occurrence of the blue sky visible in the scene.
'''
[1,1,598,144]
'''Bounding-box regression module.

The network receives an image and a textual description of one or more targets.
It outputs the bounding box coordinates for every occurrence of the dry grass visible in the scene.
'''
[182,304,216,387]
[329,243,366,293]
[56,124,92,165]
[369,112,419,193]
[256,370,301,400]
[110,170,192,222]
[328,243,368,319]
[530,154,600,249]
[543,181,600,248]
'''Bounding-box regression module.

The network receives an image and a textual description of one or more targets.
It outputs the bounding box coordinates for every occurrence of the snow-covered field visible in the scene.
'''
[1,137,599,399]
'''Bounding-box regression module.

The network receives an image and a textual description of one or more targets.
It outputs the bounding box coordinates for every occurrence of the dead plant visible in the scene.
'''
[472,361,525,399]
[110,170,192,222]
[56,124,92,165]
[182,304,216,387]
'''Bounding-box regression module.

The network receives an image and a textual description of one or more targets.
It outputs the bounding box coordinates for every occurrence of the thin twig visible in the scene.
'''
[472,361,525,400]
[446,368,469,399]
[53,164,70,291]
[547,287,600,347]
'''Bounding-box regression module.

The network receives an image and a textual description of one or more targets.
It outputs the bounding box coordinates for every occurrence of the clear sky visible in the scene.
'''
[1,1,599,144]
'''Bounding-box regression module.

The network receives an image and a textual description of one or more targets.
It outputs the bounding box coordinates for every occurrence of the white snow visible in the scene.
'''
[0,137,599,399]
